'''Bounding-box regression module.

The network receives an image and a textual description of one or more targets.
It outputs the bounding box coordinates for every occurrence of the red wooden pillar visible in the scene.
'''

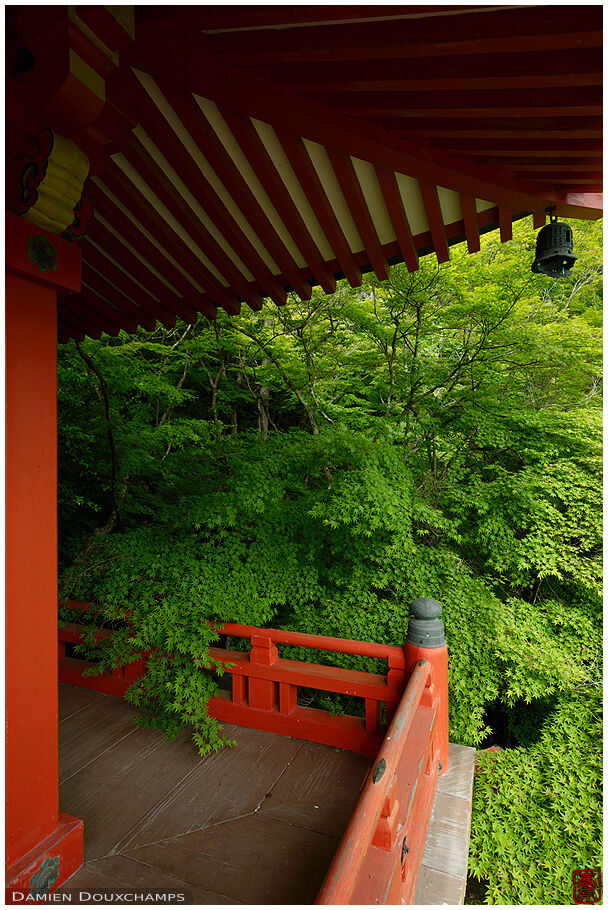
[5,213,84,903]
[403,598,450,775]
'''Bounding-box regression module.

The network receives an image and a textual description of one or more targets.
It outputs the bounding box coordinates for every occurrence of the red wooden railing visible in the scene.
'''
[58,597,449,903]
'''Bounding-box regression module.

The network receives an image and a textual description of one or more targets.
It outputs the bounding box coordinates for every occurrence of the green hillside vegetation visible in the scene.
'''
[58,216,602,904]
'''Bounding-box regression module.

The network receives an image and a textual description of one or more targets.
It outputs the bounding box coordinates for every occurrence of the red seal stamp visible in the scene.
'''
[573,869,602,904]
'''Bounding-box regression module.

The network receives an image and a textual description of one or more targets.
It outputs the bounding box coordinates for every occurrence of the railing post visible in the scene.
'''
[403,598,449,774]
[248,633,279,711]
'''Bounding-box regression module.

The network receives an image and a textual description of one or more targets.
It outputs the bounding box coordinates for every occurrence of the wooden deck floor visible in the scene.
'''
[56,684,475,904]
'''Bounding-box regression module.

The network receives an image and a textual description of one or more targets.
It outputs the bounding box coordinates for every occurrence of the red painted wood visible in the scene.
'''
[5,813,84,905]
[6,224,83,889]
[365,699,380,734]
[57,300,99,339]
[460,194,481,254]
[419,182,450,264]
[353,705,438,904]
[403,641,449,776]
[84,241,177,329]
[331,85,603,117]
[206,7,602,65]
[82,262,157,332]
[208,693,383,757]
[6,271,60,866]
[533,210,547,229]
[232,675,247,706]
[272,47,603,93]
[79,283,139,334]
[86,180,211,320]
[327,150,389,280]
[108,70,287,307]
[218,105,338,295]
[315,661,431,904]
[275,130,362,287]
[120,38,601,227]
[113,145,244,316]
[159,82,313,301]
[375,166,419,272]
[387,116,602,140]
[279,682,297,715]
[212,621,403,661]
[210,648,404,704]
[138,6,482,32]
[103,162,231,317]
[499,205,513,242]
[5,213,81,292]
[74,5,133,50]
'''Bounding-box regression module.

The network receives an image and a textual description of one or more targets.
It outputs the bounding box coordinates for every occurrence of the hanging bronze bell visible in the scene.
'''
[531,217,576,278]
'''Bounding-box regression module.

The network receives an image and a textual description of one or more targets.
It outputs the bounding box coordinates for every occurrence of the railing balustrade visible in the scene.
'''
[58,597,449,903]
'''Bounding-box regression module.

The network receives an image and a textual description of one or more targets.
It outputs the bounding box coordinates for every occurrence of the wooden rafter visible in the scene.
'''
[277,131,363,287]
[459,194,480,255]
[218,104,338,295]
[158,81,314,301]
[122,131,264,312]
[121,35,600,219]
[205,7,602,64]
[375,167,419,272]
[83,242,176,330]
[327,150,389,280]
[103,160,239,316]
[419,183,449,264]
[86,181,205,321]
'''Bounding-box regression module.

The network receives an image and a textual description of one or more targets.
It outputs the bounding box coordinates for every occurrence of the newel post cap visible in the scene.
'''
[406,598,446,649]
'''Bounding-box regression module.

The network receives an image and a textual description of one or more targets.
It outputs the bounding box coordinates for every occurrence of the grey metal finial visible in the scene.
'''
[406,598,446,648]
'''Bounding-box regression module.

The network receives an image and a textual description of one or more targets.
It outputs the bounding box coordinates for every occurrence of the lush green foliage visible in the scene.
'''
[58,216,602,903]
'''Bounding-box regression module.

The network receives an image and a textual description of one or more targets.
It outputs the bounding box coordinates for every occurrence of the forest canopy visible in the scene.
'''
[58,215,602,904]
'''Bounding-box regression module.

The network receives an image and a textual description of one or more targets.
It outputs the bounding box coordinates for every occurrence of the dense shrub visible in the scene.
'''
[59,216,602,903]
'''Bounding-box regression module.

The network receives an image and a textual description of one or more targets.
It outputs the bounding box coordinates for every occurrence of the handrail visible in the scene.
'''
[211,621,404,661]
[315,659,431,905]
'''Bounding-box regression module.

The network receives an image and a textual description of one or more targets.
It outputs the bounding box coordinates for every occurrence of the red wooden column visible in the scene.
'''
[403,598,450,775]
[5,213,83,903]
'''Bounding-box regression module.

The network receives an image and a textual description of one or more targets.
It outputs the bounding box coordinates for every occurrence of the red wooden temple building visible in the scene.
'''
[5,4,602,904]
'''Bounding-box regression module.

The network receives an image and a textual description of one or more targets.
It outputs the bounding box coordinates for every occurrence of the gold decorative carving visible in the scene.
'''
[19,129,90,234]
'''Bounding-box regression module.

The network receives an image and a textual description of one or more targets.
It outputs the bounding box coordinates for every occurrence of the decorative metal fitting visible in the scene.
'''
[406,598,446,649]
[373,758,386,783]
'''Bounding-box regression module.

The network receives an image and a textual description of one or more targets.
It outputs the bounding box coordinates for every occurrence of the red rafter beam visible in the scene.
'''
[58,299,100,340]
[137,6,482,31]
[105,159,240,316]
[375,167,419,272]
[430,138,603,157]
[83,242,178,330]
[82,261,157,332]
[121,37,602,222]
[80,283,139,334]
[122,130,263,312]
[158,81,313,301]
[108,69,290,308]
[459,194,480,254]
[277,131,362,287]
[273,47,603,93]
[218,104,337,295]
[84,235,179,329]
[327,150,389,280]
[331,86,602,115]
[87,181,207,322]
[206,7,601,64]
[381,116,602,138]
[419,183,449,264]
